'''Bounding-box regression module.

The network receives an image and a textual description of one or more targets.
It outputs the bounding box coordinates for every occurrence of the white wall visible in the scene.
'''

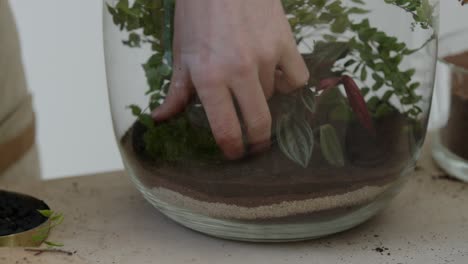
[8,0,468,180]
[10,0,123,179]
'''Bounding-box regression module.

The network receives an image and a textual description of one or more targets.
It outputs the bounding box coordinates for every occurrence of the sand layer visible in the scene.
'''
[147,183,392,220]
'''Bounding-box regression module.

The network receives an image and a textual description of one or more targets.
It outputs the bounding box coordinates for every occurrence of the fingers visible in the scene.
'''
[276,38,310,94]
[194,75,245,160]
[231,73,272,153]
[151,68,193,121]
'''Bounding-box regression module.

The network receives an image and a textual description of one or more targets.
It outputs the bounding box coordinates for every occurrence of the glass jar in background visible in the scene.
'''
[432,30,468,182]
[103,0,439,241]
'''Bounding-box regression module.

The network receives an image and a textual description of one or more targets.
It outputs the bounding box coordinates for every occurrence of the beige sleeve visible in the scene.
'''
[0,0,40,182]
[0,0,34,144]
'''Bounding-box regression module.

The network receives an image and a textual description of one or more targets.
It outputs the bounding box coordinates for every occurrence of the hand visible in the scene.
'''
[152,0,309,159]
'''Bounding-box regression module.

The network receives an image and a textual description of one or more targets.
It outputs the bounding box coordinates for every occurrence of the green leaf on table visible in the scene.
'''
[50,214,64,226]
[44,241,64,248]
[276,116,314,168]
[38,210,53,218]
[32,230,48,243]
[320,124,345,167]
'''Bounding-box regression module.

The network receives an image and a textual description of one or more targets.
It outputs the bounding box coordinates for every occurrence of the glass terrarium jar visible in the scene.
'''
[432,29,468,182]
[103,0,439,241]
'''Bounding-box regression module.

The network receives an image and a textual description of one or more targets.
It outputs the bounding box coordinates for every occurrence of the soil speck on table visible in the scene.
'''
[373,246,390,255]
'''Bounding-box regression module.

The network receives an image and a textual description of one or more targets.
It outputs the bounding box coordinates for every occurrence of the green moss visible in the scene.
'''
[142,114,221,162]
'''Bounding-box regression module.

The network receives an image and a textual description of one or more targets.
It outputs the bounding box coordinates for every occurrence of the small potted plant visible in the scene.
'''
[103,0,440,241]
[0,190,63,248]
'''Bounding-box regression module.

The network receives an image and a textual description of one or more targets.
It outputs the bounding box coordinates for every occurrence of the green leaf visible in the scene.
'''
[122,32,141,47]
[50,214,65,226]
[301,88,316,113]
[329,104,353,122]
[347,7,369,14]
[382,90,394,102]
[361,87,370,97]
[351,0,365,5]
[375,103,395,118]
[38,210,53,218]
[344,59,356,67]
[277,116,314,168]
[360,66,368,81]
[32,233,46,242]
[323,34,337,42]
[331,16,349,33]
[128,105,142,116]
[138,114,155,129]
[44,241,64,248]
[320,124,345,167]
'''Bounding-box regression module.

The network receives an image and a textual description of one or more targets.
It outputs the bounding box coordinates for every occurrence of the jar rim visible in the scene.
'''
[438,29,468,74]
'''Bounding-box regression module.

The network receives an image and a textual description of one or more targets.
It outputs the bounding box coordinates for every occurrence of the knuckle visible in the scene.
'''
[232,54,255,76]
[259,48,277,65]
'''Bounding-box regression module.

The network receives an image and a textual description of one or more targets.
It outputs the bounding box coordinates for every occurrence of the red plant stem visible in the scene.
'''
[341,76,375,135]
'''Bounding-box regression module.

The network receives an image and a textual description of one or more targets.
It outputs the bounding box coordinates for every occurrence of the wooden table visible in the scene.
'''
[1,141,467,264]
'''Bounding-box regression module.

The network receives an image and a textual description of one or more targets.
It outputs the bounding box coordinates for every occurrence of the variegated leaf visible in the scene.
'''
[301,88,317,113]
[320,124,345,167]
[277,116,314,168]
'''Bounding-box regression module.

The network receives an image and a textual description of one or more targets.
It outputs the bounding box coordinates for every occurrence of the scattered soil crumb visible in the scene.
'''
[373,246,390,255]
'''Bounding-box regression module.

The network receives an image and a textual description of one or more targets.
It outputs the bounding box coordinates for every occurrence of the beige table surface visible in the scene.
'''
[1,141,468,264]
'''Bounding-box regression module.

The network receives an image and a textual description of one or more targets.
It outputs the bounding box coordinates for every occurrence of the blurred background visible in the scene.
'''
[8,0,468,180]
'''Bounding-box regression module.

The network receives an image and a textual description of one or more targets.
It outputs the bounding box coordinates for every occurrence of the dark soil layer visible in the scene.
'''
[442,51,468,160]
[0,191,49,236]
[122,112,420,209]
